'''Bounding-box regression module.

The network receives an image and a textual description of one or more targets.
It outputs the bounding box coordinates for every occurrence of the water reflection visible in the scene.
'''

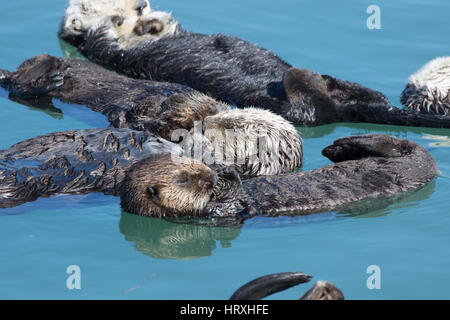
[119,211,242,260]
[59,38,87,60]
[0,87,63,120]
[0,86,108,128]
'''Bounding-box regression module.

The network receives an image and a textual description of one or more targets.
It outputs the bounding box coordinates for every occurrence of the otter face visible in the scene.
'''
[157,162,218,214]
[59,0,152,45]
[120,153,217,218]
[401,57,450,115]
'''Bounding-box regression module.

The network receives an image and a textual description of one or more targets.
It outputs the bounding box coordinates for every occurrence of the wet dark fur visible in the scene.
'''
[0,54,227,140]
[73,22,450,128]
[238,134,437,216]
[0,128,176,208]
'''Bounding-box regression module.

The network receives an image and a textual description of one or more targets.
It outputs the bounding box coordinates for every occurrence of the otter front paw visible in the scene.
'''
[11,70,64,98]
[133,18,164,36]
[9,55,64,98]
[322,134,412,162]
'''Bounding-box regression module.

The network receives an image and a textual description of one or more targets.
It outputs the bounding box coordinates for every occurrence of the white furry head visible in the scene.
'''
[59,0,179,48]
[202,108,303,177]
[59,0,152,40]
[401,57,450,115]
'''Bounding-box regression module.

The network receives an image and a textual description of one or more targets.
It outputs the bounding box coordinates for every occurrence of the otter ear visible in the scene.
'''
[147,186,161,204]
[283,67,328,102]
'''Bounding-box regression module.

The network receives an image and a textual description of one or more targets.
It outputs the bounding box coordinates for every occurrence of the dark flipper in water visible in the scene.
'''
[230,272,344,300]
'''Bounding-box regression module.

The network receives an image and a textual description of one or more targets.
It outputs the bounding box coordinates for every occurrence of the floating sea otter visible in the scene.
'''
[0,126,438,223]
[401,57,450,116]
[0,55,302,178]
[56,4,450,129]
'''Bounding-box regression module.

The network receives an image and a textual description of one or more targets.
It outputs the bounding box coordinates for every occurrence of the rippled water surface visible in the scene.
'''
[0,0,449,299]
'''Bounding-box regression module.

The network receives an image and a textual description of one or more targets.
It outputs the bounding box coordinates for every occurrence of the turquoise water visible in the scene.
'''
[0,0,450,299]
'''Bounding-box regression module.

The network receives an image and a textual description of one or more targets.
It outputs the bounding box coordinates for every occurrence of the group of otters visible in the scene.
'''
[0,0,449,299]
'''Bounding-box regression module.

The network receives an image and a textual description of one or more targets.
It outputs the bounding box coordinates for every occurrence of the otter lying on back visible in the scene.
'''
[59,11,450,129]
[0,55,302,178]
[401,57,450,116]
[0,131,437,221]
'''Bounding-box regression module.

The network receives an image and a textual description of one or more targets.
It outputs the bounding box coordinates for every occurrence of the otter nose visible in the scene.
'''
[135,0,148,15]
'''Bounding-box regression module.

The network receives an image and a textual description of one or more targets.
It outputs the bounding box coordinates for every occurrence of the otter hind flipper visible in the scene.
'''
[322,134,412,163]
[7,55,65,98]
[229,272,312,300]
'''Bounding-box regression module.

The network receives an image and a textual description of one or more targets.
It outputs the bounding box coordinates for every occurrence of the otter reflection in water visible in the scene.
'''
[119,212,241,259]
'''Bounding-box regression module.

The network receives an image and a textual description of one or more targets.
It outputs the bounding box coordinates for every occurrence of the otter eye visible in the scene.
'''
[147,186,161,204]
[147,186,157,197]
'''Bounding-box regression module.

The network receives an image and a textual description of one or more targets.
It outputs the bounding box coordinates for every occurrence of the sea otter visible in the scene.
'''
[0,55,302,177]
[401,57,450,116]
[58,0,180,47]
[57,11,450,129]
[121,135,438,219]
[230,272,344,300]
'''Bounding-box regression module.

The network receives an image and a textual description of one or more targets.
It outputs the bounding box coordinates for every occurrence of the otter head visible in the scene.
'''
[58,0,152,46]
[283,67,390,124]
[401,57,450,115]
[138,92,229,141]
[120,153,217,218]
[78,8,180,50]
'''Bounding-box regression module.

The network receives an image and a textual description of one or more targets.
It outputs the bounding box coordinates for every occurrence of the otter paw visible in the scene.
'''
[133,18,164,36]
[11,70,64,98]
[9,55,64,98]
